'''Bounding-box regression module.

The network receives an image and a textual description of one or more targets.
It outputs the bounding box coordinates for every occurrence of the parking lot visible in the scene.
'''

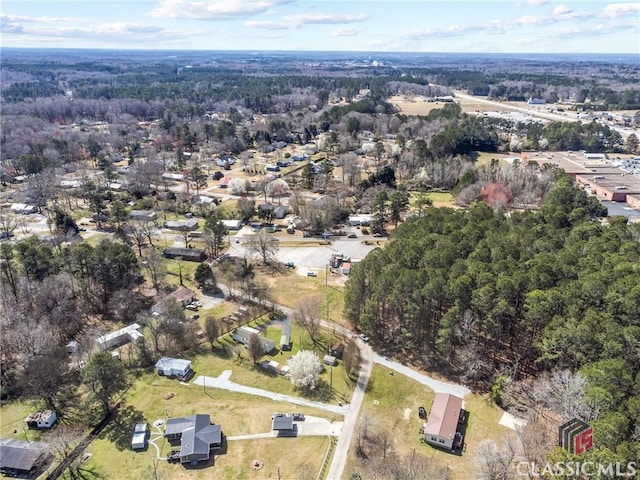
[226,237,380,275]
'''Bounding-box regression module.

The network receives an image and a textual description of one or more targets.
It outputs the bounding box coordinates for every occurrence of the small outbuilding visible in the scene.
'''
[280,335,291,351]
[323,355,338,366]
[329,343,345,359]
[25,411,57,430]
[131,423,149,450]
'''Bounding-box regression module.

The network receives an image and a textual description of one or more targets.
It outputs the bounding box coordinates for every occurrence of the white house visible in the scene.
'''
[221,219,242,230]
[9,203,37,214]
[155,357,193,378]
[96,323,143,351]
[348,214,372,226]
[231,326,275,353]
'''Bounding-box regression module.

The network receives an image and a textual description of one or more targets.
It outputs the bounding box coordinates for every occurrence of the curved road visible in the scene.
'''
[212,284,469,480]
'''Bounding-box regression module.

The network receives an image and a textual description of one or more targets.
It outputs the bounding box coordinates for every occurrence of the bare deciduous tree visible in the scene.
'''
[294,296,322,345]
[247,229,278,265]
[475,435,520,480]
[247,333,264,364]
[204,316,220,350]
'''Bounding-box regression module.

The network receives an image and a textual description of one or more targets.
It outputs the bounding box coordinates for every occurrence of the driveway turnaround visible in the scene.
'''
[192,371,349,415]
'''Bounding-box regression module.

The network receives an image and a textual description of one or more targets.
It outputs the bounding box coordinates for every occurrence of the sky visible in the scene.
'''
[1,0,639,54]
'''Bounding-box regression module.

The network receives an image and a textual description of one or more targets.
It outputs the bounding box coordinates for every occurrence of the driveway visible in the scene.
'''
[373,353,471,398]
[325,339,373,480]
[192,371,349,415]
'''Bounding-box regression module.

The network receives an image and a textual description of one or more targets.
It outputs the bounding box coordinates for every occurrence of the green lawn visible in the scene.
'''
[409,191,456,209]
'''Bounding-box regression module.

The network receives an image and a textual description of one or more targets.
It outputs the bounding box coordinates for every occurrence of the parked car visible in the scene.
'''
[372,233,384,237]
[307,271,317,277]
[185,304,198,311]
[418,406,427,419]
[284,261,295,268]
[347,233,357,238]
[167,450,180,463]
[292,413,305,421]
[358,333,370,342]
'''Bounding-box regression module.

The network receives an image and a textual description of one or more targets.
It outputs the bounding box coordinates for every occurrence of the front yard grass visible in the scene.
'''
[84,372,336,480]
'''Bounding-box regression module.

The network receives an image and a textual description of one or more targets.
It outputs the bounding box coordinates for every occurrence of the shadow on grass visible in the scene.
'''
[101,404,146,451]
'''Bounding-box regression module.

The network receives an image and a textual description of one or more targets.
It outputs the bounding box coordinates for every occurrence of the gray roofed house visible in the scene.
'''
[164,219,199,231]
[0,438,51,477]
[130,210,158,221]
[162,247,206,262]
[164,414,222,465]
[271,413,295,432]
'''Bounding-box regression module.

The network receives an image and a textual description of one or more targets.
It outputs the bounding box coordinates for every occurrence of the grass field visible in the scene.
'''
[409,191,456,209]
[389,95,501,116]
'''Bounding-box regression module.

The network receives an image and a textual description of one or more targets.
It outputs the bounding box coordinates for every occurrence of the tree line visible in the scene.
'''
[343,177,640,464]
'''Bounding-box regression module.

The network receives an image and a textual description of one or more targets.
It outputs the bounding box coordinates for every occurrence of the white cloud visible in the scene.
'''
[515,15,553,25]
[553,5,573,16]
[602,3,640,19]
[147,0,294,20]
[247,11,369,30]
[245,20,288,30]
[284,12,369,25]
[332,27,362,37]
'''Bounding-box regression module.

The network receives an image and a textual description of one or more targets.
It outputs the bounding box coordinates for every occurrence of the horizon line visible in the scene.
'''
[1,46,636,57]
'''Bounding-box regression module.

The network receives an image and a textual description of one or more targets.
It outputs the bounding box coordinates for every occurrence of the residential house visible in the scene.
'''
[348,214,372,226]
[9,203,37,214]
[162,247,206,262]
[167,286,197,306]
[271,413,295,435]
[221,219,242,230]
[96,323,143,351]
[164,219,199,231]
[0,438,51,477]
[164,414,222,465]
[273,205,290,219]
[155,357,193,378]
[130,210,158,221]
[231,326,275,353]
[423,393,464,451]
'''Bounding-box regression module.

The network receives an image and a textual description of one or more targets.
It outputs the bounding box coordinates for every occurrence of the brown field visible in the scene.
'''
[389,95,500,116]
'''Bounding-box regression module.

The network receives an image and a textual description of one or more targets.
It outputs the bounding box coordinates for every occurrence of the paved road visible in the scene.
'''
[192,371,349,415]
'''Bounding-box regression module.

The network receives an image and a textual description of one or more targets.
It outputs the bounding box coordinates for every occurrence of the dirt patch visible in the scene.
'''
[163,392,175,400]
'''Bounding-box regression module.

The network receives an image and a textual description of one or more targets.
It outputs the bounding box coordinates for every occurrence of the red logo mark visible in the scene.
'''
[573,426,593,455]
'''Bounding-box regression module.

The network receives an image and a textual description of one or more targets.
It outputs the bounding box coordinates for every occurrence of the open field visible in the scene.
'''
[389,95,502,116]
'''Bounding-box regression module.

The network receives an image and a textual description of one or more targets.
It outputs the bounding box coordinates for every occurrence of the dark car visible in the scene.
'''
[418,406,427,419]
[347,233,357,238]
[167,450,181,463]
[292,413,305,421]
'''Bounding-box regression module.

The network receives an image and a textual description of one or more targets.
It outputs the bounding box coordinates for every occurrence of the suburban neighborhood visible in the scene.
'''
[1,42,639,480]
